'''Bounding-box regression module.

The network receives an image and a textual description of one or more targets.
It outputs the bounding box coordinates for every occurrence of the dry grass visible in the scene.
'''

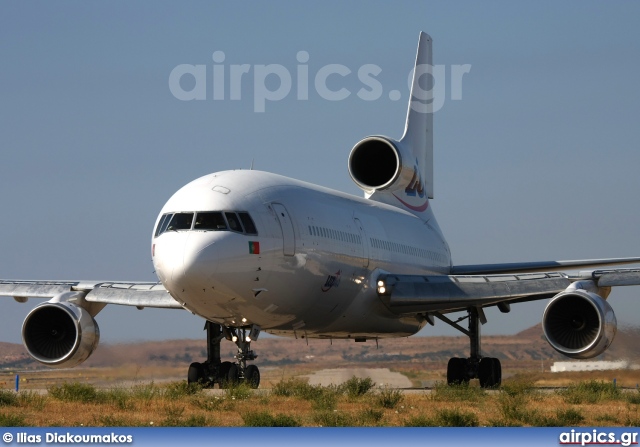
[1,377,639,427]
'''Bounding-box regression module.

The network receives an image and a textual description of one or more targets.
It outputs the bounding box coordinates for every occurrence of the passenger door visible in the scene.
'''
[272,203,295,256]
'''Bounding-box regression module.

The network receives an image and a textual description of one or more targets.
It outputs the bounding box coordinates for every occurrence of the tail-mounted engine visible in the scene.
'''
[542,288,616,359]
[348,136,417,194]
[22,301,100,368]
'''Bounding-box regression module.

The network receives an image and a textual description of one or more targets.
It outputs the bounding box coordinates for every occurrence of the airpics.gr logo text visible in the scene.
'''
[168,51,471,112]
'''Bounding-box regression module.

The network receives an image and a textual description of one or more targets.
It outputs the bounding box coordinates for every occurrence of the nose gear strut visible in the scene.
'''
[187,321,261,388]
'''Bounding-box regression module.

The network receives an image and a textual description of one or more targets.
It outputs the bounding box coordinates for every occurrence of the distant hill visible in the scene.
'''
[2,324,638,372]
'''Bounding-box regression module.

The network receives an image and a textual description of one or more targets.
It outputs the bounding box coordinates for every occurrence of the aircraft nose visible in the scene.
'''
[153,232,190,285]
[174,233,223,291]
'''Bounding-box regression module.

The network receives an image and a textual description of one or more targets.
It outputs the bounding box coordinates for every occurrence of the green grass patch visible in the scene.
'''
[313,410,354,427]
[559,380,621,404]
[0,389,18,406]
[272,377,324,400]
[17,391,48,411]
[497,393,537,425]
[501,376,537,398]
[101,388,135,410]
[0,412,29,426]
[433,408,479,427]
[375,386,404,409]
[48,382,102,404]
[131,382,161,403]
[355,408,384,426]
[163,381,203,399]
[224,382,253,401]
[554,408,585,426]
[243,411,301,427]
[191,395,226,411]
[624,406,640,427]
[271,377,340,410]
[404,415,434,427]
[627,393,640,405]
[97,415,136,427]
[431,381,485,402]
[341,376,375,399]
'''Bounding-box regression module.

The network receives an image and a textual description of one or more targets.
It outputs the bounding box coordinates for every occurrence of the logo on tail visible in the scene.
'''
[393,159,429,212]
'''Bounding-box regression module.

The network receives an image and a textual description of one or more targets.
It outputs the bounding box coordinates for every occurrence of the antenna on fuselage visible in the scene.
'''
[250,158,255,170]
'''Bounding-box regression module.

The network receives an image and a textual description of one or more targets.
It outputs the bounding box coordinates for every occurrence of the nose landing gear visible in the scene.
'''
[187,321,261,389]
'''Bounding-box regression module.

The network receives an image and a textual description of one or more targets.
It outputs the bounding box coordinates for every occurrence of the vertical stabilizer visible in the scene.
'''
[347,32,435,219]
[400,32,434,199]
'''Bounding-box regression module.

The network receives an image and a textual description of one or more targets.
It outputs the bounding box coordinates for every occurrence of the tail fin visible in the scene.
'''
[347,32,435,218]
[400,32,433,199]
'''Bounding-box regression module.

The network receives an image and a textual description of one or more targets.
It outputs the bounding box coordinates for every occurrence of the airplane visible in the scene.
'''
[2,32,640,389]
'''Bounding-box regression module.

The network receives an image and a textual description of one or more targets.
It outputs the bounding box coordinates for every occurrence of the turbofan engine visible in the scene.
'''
[22,301,100,368]
[542,288,616,359]
[348,136,416,193]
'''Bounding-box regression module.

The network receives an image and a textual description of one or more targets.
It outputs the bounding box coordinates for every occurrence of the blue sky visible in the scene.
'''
[1,2,640,344]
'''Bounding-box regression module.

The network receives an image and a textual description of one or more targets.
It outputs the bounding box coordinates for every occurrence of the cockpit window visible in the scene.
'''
[156,210,258,236]
[154,213,173,237]
[238,212,257,235]
[194,212,228,231]
[225,212,243,233]
[166,213,194,231]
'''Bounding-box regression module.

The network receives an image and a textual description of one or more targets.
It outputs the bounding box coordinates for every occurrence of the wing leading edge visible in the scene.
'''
[451,257,640,275]
[0,280,182,309]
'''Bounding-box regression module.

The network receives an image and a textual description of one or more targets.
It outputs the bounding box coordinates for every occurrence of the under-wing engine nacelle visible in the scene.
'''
[542,289,616,359]
[348,136,416,193]
[22,301,100,368]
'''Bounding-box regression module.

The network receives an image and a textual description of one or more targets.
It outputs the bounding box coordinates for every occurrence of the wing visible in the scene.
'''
[0,280,183,309]
[376,268,640,315]
[451,256,640,275]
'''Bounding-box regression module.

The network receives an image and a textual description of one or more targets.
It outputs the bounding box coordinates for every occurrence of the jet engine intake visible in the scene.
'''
[348,136,415,193]
[542,289,616,359]
[22,301,100,368]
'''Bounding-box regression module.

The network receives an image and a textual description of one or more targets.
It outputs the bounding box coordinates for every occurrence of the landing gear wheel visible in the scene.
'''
[245,364,260,389]
[187,362,204,385]
[223,363,239,388]
[447,358,469,385]
[478,357,502,388]
[218,361,232,388]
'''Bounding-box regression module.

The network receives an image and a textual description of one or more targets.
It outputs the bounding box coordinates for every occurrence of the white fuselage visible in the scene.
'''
[152,170,451,339]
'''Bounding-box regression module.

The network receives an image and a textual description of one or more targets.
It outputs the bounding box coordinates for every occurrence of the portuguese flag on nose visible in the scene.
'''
[249,241,260,254]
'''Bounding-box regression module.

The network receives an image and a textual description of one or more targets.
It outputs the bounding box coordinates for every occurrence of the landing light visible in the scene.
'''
[378,286,386,294]
[245,336,252,342]
[241,317,247,323]
[231,336,238,342]
[377,280,385,287]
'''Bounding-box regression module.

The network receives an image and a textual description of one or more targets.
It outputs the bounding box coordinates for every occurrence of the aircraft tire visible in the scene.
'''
[226,363,239,386]
[447,357,468,385]
[245,364,260,389]
[218,361,232,388]
[478,357,501,388]
[187,362,204,385]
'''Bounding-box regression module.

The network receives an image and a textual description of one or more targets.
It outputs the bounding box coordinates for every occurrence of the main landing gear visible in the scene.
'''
[435,307,502,388]
[187,321,261,388]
